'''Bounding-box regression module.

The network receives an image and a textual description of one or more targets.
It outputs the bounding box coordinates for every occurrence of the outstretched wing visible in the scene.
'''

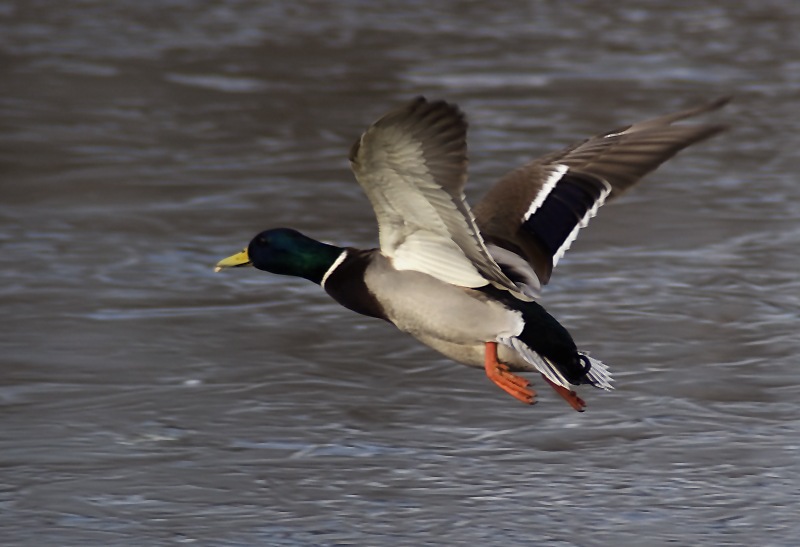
[349,97,518,292]
[474,97,730,294]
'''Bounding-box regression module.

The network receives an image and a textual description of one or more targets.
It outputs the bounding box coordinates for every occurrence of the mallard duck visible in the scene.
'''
[215,96,728,411]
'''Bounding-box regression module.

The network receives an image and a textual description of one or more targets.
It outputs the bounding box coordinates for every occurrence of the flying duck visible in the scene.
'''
[215,96,728,411]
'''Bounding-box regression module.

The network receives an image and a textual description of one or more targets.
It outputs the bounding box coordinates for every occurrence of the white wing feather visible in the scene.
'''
[350,98,519,291]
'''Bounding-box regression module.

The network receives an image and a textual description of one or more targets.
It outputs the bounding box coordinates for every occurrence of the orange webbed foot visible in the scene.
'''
[542,375,586,412]
[484,342,537,405]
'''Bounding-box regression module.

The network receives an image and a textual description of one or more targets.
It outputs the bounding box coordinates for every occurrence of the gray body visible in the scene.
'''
[362,254,534,371]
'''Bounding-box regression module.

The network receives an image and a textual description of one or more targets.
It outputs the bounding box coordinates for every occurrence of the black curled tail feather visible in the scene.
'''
[516,302,589,385]
[578,353,592,379]
[578,352,614,390]
[481,284,594,385]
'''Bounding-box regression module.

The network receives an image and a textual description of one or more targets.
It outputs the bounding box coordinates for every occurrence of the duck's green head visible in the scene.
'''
[215,228,343,285]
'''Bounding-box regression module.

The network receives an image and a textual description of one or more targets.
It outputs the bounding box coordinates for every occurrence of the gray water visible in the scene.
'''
[2,1,800,545]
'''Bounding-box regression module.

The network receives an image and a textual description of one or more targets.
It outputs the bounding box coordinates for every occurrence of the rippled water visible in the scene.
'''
[2,1,800,545]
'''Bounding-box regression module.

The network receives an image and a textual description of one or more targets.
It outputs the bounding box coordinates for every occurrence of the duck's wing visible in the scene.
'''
[349,97,519,293]
[474,97,730,295]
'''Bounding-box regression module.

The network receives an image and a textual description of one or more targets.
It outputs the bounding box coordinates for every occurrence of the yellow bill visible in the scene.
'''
[214,249,252,272]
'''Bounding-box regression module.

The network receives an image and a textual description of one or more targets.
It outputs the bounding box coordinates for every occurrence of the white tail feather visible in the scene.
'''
[501,338,614,390]
[580,353,614,390]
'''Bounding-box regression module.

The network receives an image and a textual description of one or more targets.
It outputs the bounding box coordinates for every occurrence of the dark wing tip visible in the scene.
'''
[355,96,467,153]
[388,96,466,130]
[349,96,431,164]
[706,95,734,111]
[403,96,467,136]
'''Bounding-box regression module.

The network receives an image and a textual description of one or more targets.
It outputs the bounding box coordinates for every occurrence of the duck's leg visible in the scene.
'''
[484,342,536,404]
[541,376,586,412]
